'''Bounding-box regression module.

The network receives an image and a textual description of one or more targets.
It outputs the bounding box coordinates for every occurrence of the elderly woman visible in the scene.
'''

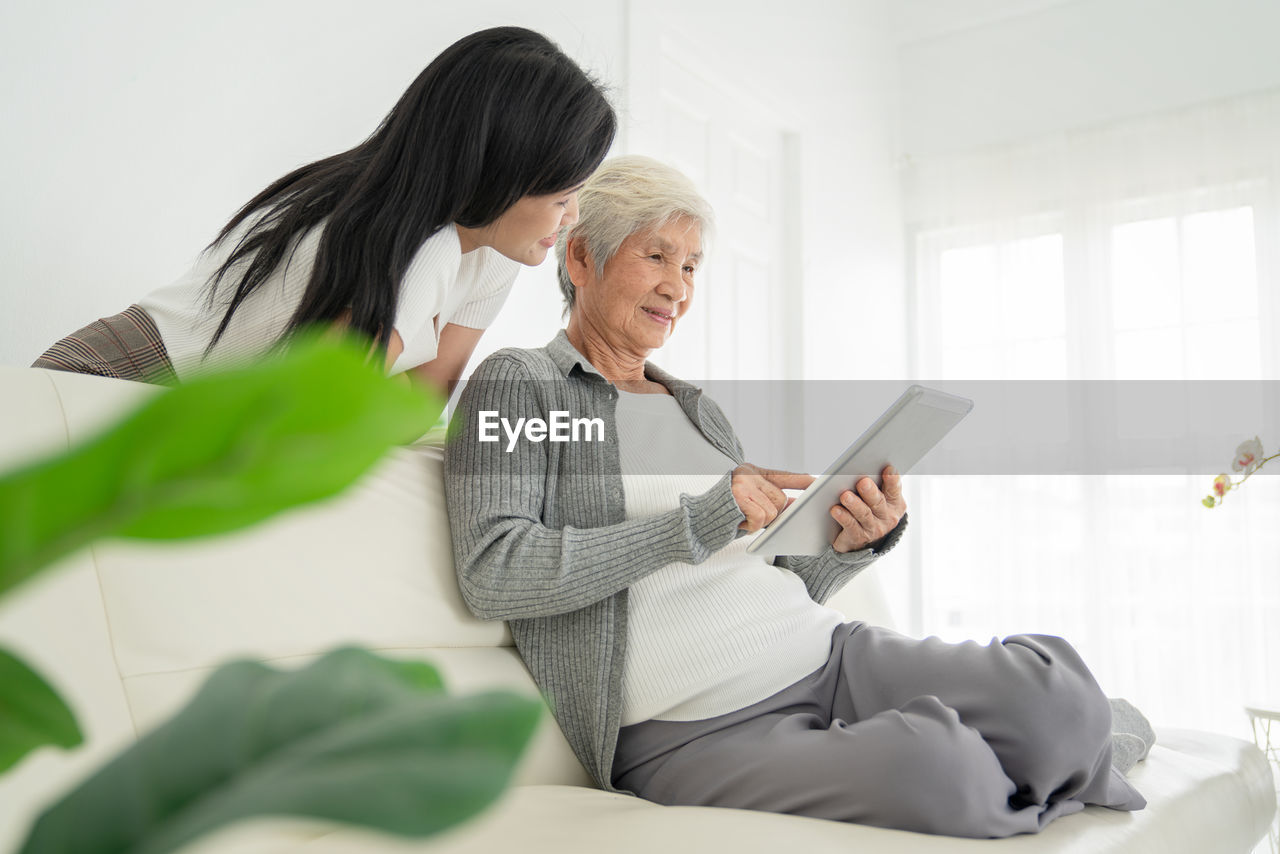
[444,156,1150,838]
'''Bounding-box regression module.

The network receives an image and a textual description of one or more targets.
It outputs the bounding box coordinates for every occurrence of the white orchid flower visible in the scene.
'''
[1232,436,1264,474]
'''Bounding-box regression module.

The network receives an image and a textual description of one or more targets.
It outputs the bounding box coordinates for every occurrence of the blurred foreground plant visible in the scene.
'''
[18,650,539,854]
[0,334,540,853]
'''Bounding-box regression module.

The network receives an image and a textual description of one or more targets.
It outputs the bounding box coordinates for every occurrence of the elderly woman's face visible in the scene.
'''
[577,216,701,352]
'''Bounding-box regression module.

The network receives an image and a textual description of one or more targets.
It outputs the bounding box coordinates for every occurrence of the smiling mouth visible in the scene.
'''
[642,307,675,322]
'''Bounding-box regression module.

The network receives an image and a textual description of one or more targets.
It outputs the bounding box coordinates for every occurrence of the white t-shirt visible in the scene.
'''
[137,216,519,380]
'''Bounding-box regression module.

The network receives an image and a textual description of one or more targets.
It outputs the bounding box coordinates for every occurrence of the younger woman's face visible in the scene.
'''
[458,186,582,265]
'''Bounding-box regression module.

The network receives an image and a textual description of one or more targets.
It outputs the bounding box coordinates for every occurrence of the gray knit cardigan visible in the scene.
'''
[443,330,907,791]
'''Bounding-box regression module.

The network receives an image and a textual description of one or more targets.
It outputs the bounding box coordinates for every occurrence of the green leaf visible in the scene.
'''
[0,647,83,773]
[18,648,541,854]
[0,332,443,596]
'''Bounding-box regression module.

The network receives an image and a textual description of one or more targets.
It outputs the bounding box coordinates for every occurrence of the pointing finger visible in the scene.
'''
[755,477,788,513]
[761,469,815,490]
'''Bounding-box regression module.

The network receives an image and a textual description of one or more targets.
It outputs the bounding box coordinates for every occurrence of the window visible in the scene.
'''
[936,234,1067,380]
[1111,207,1261,380]
[907,190,1278,738]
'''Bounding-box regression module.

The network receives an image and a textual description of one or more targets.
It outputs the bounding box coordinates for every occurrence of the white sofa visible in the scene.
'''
[0,366,1275,854]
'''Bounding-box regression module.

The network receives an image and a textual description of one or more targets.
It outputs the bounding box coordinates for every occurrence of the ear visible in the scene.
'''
[565,235,594,291]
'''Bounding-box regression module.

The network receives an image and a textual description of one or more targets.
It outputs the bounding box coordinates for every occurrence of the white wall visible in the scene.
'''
[1,0,906,387]
[898,0,1280,157]
[615,0,907,383]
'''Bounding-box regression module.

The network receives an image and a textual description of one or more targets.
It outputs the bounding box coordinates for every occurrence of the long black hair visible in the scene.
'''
[203,26,616,354]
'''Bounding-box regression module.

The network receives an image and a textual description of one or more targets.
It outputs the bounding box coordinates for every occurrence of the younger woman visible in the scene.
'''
[34,26,615,391]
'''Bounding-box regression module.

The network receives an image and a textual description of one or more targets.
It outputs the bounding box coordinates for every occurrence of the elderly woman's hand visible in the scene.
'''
[731,464,815,532]
[831,465,906,553]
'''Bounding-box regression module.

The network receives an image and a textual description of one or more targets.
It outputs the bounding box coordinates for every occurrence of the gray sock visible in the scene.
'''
[1109,698,1156,764]
[1111,732,1146,774]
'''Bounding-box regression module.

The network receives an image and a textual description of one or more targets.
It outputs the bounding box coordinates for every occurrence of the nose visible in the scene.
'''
[656,263,688,304]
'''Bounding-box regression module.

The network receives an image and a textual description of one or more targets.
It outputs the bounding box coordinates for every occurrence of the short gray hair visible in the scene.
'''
[556,155,715,314]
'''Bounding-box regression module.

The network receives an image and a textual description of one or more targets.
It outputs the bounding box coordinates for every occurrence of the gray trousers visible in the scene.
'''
[612,622,1145,839]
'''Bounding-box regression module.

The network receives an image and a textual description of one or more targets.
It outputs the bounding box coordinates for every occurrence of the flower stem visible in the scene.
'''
[1234,451,1280,488]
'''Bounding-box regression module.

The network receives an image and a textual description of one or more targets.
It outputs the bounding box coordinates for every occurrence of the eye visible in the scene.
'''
[683,264,697,275]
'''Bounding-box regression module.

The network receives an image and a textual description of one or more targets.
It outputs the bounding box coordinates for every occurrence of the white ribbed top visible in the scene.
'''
[616,390,845,725]
[137,216,519,380]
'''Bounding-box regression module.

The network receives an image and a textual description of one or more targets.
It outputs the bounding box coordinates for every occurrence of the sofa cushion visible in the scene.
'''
[0,370,147,853]
[171,729,1276,854]
[0,369,70,471]
[91,443,510,679]
[36,369,589,785]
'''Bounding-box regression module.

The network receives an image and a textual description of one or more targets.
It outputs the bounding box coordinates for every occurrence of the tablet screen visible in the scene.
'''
[745,384,972,556]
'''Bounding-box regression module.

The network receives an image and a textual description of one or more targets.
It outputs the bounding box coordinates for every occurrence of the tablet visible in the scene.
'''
[745,384,973,556]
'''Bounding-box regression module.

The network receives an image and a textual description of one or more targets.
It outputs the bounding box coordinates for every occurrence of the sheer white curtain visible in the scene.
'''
[901,89,1280,738]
